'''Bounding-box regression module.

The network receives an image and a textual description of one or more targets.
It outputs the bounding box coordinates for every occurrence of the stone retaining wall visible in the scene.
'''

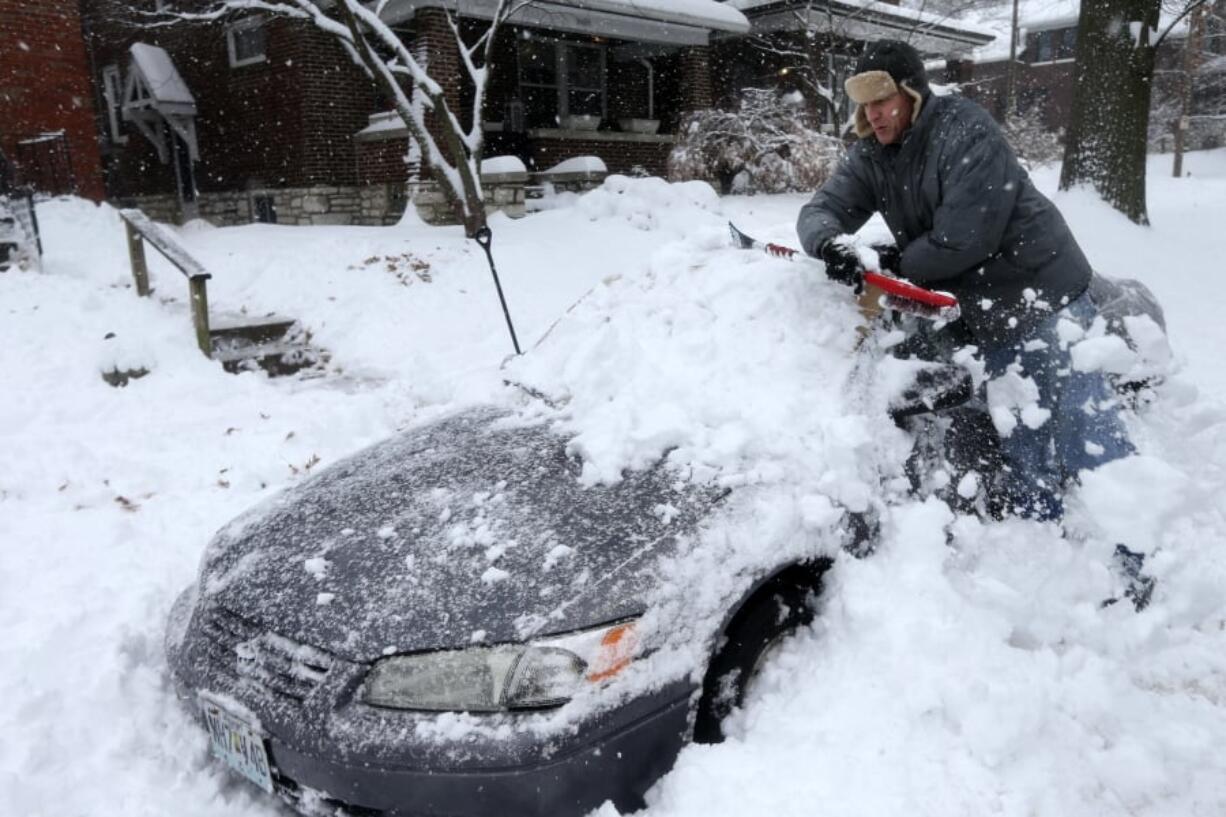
[125,184,410,227]
[123,178,531,227]
[407,177,528,225]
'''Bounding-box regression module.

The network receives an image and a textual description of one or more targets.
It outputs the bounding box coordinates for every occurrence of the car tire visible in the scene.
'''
[692,576,817,744]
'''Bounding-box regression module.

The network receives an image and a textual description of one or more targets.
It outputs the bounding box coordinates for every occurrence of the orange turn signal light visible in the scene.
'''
[585,622,638,683]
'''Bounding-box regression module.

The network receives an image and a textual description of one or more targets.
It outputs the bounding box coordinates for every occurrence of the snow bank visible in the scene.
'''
[575,175,720,235]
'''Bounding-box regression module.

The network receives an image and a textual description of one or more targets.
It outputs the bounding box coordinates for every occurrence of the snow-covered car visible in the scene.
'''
[166,406,863,817]
[164,271,1172,816]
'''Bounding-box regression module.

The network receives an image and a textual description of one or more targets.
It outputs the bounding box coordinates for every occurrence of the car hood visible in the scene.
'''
[197,407,716,663]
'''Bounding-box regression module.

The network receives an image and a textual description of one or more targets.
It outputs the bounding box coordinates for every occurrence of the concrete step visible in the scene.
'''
[209,314,298,347]
[214,340,324,377]
[208,314,327,377]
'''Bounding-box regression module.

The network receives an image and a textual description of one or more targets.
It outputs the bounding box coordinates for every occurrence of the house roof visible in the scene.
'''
[122,43,199,163]
[728,0,995,55]
[379,0,750,46]
[963,0,1192,63]
[128,42,195,109]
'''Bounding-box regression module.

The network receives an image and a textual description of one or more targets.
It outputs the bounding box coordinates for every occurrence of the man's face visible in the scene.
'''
[864,91,914,145]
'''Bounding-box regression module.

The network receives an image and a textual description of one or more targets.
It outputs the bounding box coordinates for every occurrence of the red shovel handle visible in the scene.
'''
[863,271,958,308]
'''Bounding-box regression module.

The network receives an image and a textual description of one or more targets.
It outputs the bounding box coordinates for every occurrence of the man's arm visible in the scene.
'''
[899,126,1022,284]
[796,149,877,257]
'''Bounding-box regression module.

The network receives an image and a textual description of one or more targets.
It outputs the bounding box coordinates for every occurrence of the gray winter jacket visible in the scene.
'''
[797,93,1092,346]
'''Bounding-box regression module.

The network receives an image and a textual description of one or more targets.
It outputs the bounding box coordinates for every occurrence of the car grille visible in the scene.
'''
[200,605,335,702]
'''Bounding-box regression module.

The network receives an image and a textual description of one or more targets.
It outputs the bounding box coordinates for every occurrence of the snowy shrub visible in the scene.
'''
[1002,111,1064,169]
[667,88,844,195]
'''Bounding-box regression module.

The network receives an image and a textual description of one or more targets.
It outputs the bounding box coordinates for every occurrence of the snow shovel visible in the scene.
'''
[727,222,961,324]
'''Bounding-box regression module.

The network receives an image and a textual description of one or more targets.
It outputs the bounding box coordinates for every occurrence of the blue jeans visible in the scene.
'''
[981,292,1134,521]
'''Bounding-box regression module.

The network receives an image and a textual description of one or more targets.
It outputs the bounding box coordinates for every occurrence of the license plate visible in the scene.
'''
[199,695,274,794]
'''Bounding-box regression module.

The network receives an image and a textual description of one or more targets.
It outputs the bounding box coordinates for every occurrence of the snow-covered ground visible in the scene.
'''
[3,150,1226,817]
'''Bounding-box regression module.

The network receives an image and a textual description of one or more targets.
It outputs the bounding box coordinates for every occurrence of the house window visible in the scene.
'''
[227,17,267,68]
[102,65,127,145]
[1027,27,1077,63]
[1059,27,1077,59]
[517,38,606,128]
[1039,31,1054,61]
[564,44,603,117]
[519,39,557,127]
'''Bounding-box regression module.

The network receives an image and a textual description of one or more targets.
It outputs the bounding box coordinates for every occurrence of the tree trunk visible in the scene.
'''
[1173,4,1209,177]
[1059,0,1160,224]
[1006,0,1021,116]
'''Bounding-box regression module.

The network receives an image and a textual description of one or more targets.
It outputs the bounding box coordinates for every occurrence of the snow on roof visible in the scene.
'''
[356,111,407,139]
[730,0,996,37]
[575,0,750,32]
[128,42,195,106]
[382,0,749,36]
[963,0,1191,63]
[954,0,1074,61]
[975,0,1079,33]
[730,0,996,50]
[17,131,66,145]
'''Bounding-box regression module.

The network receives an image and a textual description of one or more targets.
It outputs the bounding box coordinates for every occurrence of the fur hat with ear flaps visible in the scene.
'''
[845,40,929,139]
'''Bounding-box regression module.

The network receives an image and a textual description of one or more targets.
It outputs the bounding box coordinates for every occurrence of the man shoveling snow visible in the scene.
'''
[795,40,1155,608]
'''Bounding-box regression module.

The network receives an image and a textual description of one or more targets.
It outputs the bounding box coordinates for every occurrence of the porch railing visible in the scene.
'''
[118,208,212,357]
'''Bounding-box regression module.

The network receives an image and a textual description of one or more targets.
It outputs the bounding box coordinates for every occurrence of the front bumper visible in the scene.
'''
[167,592,693,816]
[265,689,691,816]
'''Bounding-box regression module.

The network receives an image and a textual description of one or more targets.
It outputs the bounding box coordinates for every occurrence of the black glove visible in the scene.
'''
[819,240,864,289]
[870,243,901,274]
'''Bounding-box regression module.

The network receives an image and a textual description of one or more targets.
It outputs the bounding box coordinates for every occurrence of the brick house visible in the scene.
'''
[0,0,106,200]
[954,0,1226,150]
[80,0,750,226]
[356,0,751,222]
[81,0,387,225]
[951,11,1083,133]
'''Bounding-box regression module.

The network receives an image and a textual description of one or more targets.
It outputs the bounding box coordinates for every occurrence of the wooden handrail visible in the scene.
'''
[118,208,213,357]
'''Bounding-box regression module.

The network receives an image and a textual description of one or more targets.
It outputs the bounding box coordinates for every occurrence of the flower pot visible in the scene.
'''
[618,118,660,135]
[561,114,601,131]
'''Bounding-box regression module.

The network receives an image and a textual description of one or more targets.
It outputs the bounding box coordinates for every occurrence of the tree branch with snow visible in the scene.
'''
[175,0,528,236]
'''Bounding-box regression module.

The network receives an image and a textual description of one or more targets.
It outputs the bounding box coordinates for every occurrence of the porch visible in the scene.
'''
[352,1,747,221]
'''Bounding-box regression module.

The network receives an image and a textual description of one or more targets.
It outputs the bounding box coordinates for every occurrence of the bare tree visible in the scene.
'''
[167,0,528,353]
[1150,1,1226,154]
[1166,0,1226,173]
[180,0,524,237]
[1171,1,1210,173]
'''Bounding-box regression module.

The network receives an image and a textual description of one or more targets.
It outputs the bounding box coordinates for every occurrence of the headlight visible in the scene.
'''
[362,619,639,712]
